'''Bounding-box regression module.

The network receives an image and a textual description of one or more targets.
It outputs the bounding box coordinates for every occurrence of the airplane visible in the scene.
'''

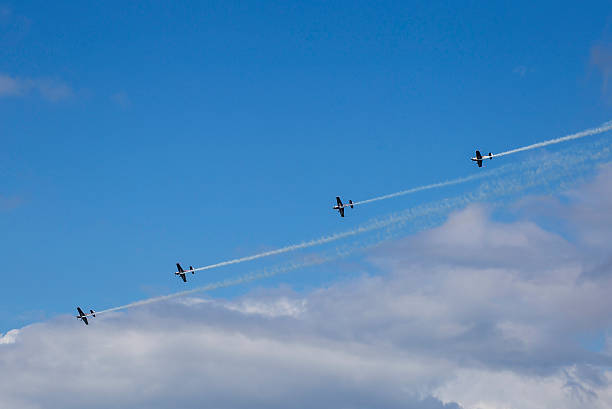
[175,262,195,282]
[333,196,353,217]
[471,150,493,167]
[76,307,96,325]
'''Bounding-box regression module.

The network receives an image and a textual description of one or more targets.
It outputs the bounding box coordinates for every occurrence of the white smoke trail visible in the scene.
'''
[186,168,504,274]
[341,173,486,208]
[92,257,335,316]
[490,120,612,159]
[88,138,612,318]
[341,121,612,209]
[93,196,495,316]
[179,121,612,276]
[91,194,483,317]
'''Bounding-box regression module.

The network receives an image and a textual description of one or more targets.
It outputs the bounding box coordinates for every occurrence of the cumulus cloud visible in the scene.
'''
[2,167,612,409]
[0,73,73,101]
[226,294,307,318]
[0,329,19,344]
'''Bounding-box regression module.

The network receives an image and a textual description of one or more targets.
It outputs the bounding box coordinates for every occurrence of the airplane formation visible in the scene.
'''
[76,148,495,324]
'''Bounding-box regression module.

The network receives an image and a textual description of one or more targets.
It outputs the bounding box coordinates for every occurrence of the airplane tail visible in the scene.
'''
[488,152,492,159]
[190,266,194,274]
[349,200,354,209]
[90,310,96,317]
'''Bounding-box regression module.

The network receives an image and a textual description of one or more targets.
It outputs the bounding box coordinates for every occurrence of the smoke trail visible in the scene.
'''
[92,257,335,315]
[88,138,612,318]
[186,168,505,274]
[342,173,486,208]
[94,197,490,316]
[339,121,612,209]
[87,173,505,318]
[490,120,612,159]
[180,121,612,276]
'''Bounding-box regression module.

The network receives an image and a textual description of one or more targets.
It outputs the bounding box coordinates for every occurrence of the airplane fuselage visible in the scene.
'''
[175,263,195,282]
[76,307,95,325]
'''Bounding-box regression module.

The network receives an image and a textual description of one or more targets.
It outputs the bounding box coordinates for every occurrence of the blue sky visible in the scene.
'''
[3,3,612,408]
[1,1,611,329]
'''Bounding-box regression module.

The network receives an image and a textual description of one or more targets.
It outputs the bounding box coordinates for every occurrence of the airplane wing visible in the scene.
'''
[336,196,343,207]
[181,274,187,282]
[176,263,185,273]
[76,307,94,325]
[339,207,345,217]
[475,151,483,167]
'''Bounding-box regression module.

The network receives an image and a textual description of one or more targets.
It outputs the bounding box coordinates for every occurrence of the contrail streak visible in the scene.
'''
[341,173,486,208]
[186,169,502,274]
[95,195,494,316]
[183,119,612,273]
[179,121,612,276]
[341,121,612,209]
[92,258,334,316]
[88,138,612,318]
[490,120,612,159]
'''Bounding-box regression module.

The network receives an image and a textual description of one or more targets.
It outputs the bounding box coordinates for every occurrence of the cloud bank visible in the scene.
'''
[2,166,612,409]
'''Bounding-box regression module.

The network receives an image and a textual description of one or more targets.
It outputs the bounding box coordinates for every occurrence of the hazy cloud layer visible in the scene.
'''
[591,44,612,97]
[0,73,72,101]
[2,166,612,409]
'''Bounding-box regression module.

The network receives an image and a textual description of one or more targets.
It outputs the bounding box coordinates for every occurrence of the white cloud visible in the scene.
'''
[226,290,307,317]
[436,367,604,409]
[0,73,73,101]
[2,167,612,408]
[0,329,19,344]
